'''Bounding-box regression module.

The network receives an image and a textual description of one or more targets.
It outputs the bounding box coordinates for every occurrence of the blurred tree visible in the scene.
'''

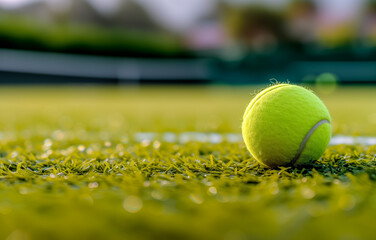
[61,0,103,26]
[0,0,183,57]
[360,0,376,46]
[5,0,52,23]
[221,4,285,53]
[284,0,317,44]
[111,1,163,32]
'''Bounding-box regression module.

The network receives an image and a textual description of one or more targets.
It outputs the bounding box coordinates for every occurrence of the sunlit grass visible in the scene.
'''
[0,85,374,239]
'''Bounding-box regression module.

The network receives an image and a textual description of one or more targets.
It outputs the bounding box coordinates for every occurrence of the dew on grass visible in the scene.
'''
[52,130,65,140]
[301,188,315,199]
[43,139,52,149]
[141,139,150,147]
[159,180,175,187]
[88,182,99,189]
[204,181,213,186]
[151,190,166,201]
[268,182,279,195]
[41,150,53,158]
[141,159,150,163]
[86,148,94,154]
[10,151,18,159]
[19,187,30,195]
[208,186,217,195]
[189,194,203,204]
[123,196,143,213]
[104,141,112,147]
[115,144,123,151]
[143,181,151,187]
[153,141,161,149]
[78,145,85,152]
[121,137,129,144]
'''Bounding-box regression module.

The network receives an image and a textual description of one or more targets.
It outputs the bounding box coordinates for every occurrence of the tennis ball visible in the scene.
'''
[242,84,331,168]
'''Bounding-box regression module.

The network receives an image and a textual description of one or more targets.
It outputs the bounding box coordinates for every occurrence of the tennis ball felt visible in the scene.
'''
[242,84,331,168]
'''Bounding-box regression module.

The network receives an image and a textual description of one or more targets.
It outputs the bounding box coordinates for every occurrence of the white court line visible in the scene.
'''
[133,132,376,146]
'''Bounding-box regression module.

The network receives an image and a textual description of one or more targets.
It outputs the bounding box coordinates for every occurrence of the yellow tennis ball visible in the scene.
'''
[242,84,331,168]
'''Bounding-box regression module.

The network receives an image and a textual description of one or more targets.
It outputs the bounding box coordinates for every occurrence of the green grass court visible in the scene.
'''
[0,86,375,240]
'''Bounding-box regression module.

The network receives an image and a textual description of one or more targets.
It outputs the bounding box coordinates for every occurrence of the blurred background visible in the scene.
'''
[0,0,376,84]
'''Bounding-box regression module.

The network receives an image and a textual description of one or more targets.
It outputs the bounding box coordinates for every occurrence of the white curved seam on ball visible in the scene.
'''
[290,119,330,166]
[244,84,287,120]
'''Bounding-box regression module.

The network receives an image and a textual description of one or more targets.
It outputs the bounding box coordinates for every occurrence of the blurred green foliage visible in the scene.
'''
[0,15,186,57]
[0,86,374,239]
[222,5,285,49]
[219,1,376,61]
